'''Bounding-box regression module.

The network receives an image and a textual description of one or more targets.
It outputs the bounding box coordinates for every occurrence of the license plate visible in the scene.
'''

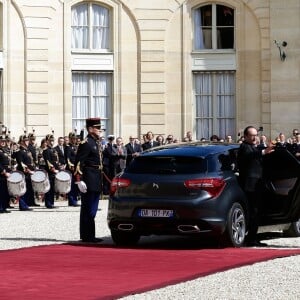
[138,209,174,218]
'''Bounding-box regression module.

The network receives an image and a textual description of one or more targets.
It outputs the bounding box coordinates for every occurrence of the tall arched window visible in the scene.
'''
[71,3,113,134]
[194,4,234,50]
[71,3,110,50]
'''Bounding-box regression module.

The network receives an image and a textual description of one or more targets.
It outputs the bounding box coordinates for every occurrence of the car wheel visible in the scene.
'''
[111,230,141,246]
[221,202,246,247]
[284,218,300,237]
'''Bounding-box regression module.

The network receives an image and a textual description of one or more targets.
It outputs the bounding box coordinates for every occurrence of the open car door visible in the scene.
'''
[261,148,300,224]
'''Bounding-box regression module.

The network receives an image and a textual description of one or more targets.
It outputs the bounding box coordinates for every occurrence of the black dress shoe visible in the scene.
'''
[0,210,11,213]
[20,207,33,211]
[69,204,80,207]
[81,238,103,243]
[46,206,58,209]
[247,240,268,247]
[32,203,41,207]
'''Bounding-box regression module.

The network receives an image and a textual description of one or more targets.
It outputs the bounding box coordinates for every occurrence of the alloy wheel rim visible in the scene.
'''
[232,208,246,244]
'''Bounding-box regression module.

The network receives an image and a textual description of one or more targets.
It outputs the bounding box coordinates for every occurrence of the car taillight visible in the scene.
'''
[110,178,131,195]
[184,178,226,198]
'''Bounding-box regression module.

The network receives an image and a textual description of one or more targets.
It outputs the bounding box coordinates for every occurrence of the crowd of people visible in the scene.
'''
[0,124,299,214]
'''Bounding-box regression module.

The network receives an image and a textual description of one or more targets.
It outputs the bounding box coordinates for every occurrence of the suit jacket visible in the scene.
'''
[125,142,142,165]
[142,140,159,151]
[54,145,66,166]
[237,141,263,191]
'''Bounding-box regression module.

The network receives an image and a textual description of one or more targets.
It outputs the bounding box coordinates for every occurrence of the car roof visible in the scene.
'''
[141,142,239,158]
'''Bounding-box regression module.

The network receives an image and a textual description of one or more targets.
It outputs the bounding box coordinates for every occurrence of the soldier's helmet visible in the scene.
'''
[45,134,54,142]
[18,134,29,144]
[28,132,36,141]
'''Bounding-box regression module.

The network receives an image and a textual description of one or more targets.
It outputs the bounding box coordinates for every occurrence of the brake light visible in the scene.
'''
[110,177,131,195]
[184,178,226,198]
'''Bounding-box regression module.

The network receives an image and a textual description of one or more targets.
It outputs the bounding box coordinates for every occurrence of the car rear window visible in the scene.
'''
[125,156,207,174]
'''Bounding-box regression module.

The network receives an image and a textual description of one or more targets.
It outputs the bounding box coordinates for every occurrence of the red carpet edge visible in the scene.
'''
[0,244,299,300]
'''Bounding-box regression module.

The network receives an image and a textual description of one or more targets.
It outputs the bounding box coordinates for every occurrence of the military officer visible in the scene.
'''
[0,135,12,213]
[43,134,60,208]
[64,132,79,206]
[28,132,38,164]
[74,118,103,243]
[3,134,16,208]
[14,134,36,211]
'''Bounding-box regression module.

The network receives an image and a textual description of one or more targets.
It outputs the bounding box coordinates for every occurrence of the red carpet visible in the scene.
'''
[0,244,299,299]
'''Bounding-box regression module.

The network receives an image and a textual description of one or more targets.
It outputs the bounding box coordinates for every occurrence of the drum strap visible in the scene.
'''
[102,171,111,184]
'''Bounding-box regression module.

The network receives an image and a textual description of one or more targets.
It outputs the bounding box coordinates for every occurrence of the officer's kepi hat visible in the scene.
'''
[86,118,101,129]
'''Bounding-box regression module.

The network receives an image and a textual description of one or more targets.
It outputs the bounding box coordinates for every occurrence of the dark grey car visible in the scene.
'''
[107,143,300,247]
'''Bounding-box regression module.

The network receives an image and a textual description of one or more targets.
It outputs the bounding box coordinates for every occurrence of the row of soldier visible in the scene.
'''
[0,131,81,213]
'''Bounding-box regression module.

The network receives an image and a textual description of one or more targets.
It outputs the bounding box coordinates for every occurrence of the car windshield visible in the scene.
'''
[126,156,207,174]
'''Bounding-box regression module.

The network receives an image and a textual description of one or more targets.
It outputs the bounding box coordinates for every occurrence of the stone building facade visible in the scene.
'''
[0,0,299,142]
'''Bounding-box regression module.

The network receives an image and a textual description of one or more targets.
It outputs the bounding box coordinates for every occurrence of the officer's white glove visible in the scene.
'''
[76,181,87,193]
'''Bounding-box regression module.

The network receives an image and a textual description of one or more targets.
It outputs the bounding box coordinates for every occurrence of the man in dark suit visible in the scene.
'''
[102,135,115,194]
[290,132,300,160]
[54,136,66,168]
[125,136,142,165]
[275,132,288,148]
[142,131,159,150]
[74,118,104,243]
[237,126,274,246]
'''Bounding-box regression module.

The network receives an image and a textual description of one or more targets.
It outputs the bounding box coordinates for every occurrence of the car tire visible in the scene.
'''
[111,230,141,246]
[220,202,246,248]
[284,218,300,237]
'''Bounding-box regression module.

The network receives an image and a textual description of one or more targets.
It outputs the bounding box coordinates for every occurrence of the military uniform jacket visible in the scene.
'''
[43,145,59,176]
[74,134,102,193]
[15,145,35,174]
[0,148,11,176]
[64,143,77,172]
[28,143,38,166]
